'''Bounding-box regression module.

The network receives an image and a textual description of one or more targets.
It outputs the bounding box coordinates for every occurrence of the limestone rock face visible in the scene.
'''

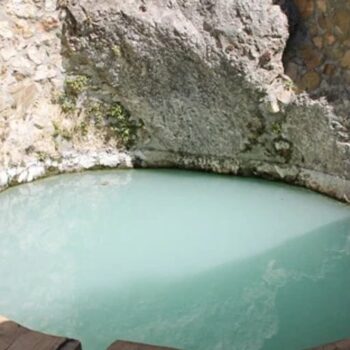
[0,0,132,190]
[62,0,350,201]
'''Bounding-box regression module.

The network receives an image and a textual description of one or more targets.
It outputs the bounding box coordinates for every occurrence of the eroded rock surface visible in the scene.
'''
[0,0,132,189]
[61,0,350,201]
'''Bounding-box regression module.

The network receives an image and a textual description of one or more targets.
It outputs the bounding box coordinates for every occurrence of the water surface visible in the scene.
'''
[0,170,349,350]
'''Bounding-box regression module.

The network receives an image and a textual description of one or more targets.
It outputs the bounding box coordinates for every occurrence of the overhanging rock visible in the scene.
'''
[61,0,350,201]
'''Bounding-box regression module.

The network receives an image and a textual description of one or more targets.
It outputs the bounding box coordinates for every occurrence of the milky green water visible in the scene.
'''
[0,170,350,350]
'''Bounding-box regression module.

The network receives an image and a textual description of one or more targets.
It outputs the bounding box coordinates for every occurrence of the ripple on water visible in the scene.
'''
[0,170,349,350]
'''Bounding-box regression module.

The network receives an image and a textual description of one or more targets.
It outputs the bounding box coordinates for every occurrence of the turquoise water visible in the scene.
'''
[0,170,350,350]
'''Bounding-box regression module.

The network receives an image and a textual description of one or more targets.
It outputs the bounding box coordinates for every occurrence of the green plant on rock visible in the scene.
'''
[57,94,76,114]
[87,101,106,126]
[65,75,89,96]
[52,121,60,137]
[283,79,297,92]
[107,103,140,148]
[56,75,89,115]
[52,121,72,140]
[271,122,282,135]
[36,151,49,162]
[80,121,89,136]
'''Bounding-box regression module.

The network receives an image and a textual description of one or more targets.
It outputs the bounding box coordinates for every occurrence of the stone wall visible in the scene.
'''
[0,0,62,166]
[0,0,132,190]
[285,0,350,105]
[283,0,350,185]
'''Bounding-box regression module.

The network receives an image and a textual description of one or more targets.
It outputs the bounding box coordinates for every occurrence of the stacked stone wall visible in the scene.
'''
[285,0,350,99]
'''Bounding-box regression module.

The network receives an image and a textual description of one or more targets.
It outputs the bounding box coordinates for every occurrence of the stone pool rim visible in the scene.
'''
[0,150,350,204]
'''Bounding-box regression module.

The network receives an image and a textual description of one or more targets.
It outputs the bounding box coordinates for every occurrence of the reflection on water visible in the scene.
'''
[0,170,349,350]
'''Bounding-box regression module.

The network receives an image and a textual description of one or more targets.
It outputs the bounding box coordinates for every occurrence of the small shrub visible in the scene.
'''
[107,103,139,148]
[80,121,89,136]
[284,79,297,92]
[52,121,72,140]
[58,94,76,113]
[36,151,49,162]
[87,101,105,125]
[271,122,282,134]
[65,75,89,96]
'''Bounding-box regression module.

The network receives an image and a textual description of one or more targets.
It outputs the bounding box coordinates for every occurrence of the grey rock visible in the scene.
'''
[60,0,350,201]
[34,65,57,81]
[10,3,38,19]
[27,46,48,65]
[11,56,35,77]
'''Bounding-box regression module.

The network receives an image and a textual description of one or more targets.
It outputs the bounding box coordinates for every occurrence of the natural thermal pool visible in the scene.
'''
[0,170,350,350]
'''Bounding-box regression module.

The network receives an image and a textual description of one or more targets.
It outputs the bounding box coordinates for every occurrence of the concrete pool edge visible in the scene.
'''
[0,150,350,204]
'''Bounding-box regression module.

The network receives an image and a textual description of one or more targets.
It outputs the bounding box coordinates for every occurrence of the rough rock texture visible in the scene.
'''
[285,0,350,98]
[0,0,132,190]
[284,0,350,149]
[61,0,350,201]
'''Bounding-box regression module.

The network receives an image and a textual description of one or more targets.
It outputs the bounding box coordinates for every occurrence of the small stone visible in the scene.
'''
[274,139,291,158]
[312,36,323,49]
[316,0,327,12]
[11,56,35,77]
[341,50,350,68]
[334,10,350,36]
[0,171,8,187]
[0,47,17,61]
[7,168,20,181]
[17,169,28,183]
[45,0,57,12]
[274,140,290,151]
[301,46,322,70]
[27,46,47,65]
[27,165,45,182]
[0,21,13,39]
[267,98,280,114]
[0,91,15,112]
[34,65,57,81]
[41,16,60,31]
[301,71,321,91]
[323,64,336,76]
[12,83,39,114]
[14,19,34,39]
[325,34,336,46]
[276,89,293,105]
[285,62,299,81]
[11,3,37,19]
